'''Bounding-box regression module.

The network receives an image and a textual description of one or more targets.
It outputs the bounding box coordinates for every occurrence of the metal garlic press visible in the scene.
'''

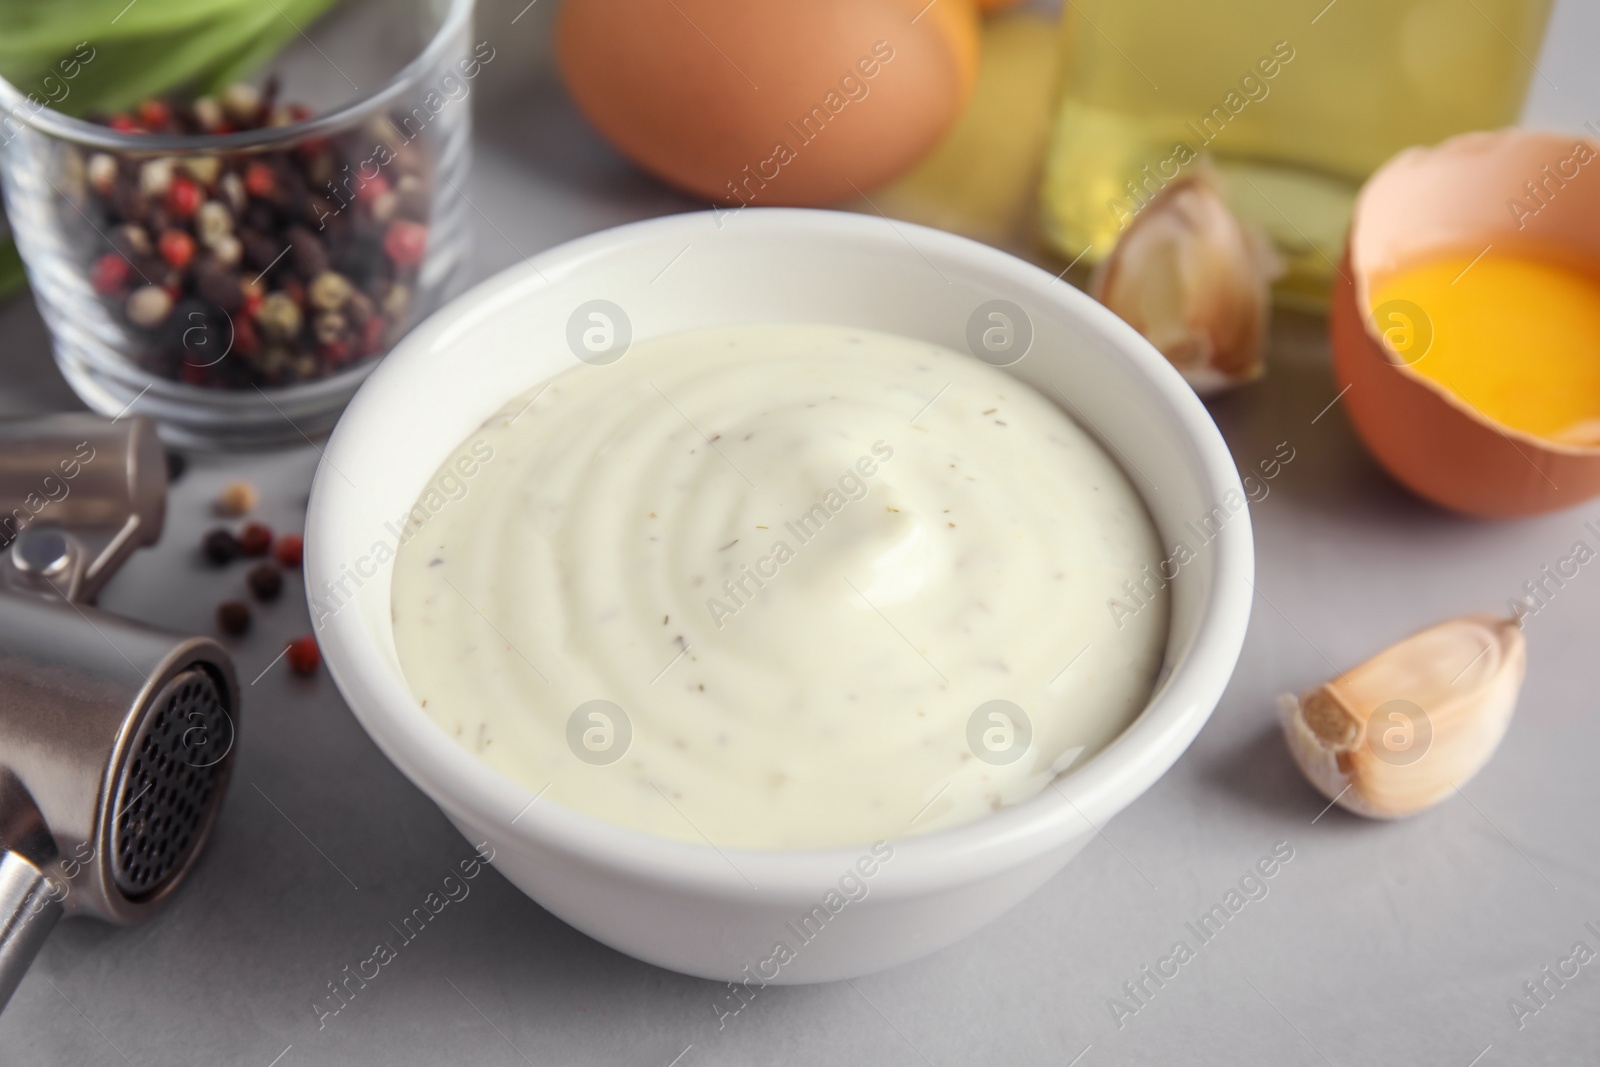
[0,414,239,1011]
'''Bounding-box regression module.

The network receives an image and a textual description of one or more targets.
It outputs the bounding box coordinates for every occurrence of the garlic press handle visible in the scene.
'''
[0,850,62,1011]
[0,414,166,604]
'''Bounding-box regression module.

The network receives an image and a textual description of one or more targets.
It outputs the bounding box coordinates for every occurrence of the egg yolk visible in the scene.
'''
[1369,252,1600,446]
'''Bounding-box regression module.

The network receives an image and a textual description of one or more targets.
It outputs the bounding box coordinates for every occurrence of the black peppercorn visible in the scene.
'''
[247,562,284,602]
[195,260,245,312]
[239,227,281,272]
[287,226,330,277]
[216,600,251,635]
[202,527,241,565]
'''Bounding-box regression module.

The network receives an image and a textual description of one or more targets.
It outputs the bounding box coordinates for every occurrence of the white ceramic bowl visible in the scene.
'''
[306,208,1253,984]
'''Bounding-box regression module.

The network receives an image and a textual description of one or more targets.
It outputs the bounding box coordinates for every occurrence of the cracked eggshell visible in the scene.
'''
[1331,129,1600,518]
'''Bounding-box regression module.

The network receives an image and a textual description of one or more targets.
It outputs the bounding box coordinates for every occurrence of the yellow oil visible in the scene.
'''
[1039,0,1551,307]
[868,14,1059,252]
[1370,251,1600,445]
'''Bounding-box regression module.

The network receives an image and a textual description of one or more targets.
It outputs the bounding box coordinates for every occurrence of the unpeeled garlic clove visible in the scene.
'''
[1279,613,1525,819]
[1089,166,1281,396]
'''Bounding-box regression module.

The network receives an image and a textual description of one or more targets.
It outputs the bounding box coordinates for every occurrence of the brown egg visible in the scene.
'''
[1331,129,1600,517]
[556,0,980,206]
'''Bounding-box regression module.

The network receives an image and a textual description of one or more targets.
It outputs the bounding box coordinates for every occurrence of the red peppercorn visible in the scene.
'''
[319,339,350,364]
[383,221,427,268]
[90,253,133,296]
[233,316,260,355]
[289,104,313,122]
[273,533,303,568]
[244,161,276,199]
[360,316,385,356]
[166,175,201,217]
[137,99,170,129]
[107,114,140,133]
[158,229,195,270]
[356,174,391,203]
[180,363,210,386]
[238,521,274,557]
[286,635,320,675]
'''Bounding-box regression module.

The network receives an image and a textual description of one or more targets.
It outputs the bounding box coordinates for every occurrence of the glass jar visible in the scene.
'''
[1039,0,1552,308]
[0,0,476,447]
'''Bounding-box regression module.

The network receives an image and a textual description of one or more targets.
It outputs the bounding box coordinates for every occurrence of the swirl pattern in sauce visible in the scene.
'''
[391,324,1168,849]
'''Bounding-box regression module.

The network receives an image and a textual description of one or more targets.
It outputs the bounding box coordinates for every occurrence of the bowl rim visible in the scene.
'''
[306,207,1254,898]
[0,0,475,153]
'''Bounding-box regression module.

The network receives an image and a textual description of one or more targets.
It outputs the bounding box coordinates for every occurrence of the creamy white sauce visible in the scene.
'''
[391,324,1167,850]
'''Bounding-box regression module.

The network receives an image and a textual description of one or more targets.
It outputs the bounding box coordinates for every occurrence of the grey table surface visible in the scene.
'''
[4,3,1600,1064]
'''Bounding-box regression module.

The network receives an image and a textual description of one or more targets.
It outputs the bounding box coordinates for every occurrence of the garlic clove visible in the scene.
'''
[1279,613,1525,819]
[1089,166,1281,396]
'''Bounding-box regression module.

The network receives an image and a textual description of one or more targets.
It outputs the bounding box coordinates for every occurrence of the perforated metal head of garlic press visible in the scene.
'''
[0,414,240,1011]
